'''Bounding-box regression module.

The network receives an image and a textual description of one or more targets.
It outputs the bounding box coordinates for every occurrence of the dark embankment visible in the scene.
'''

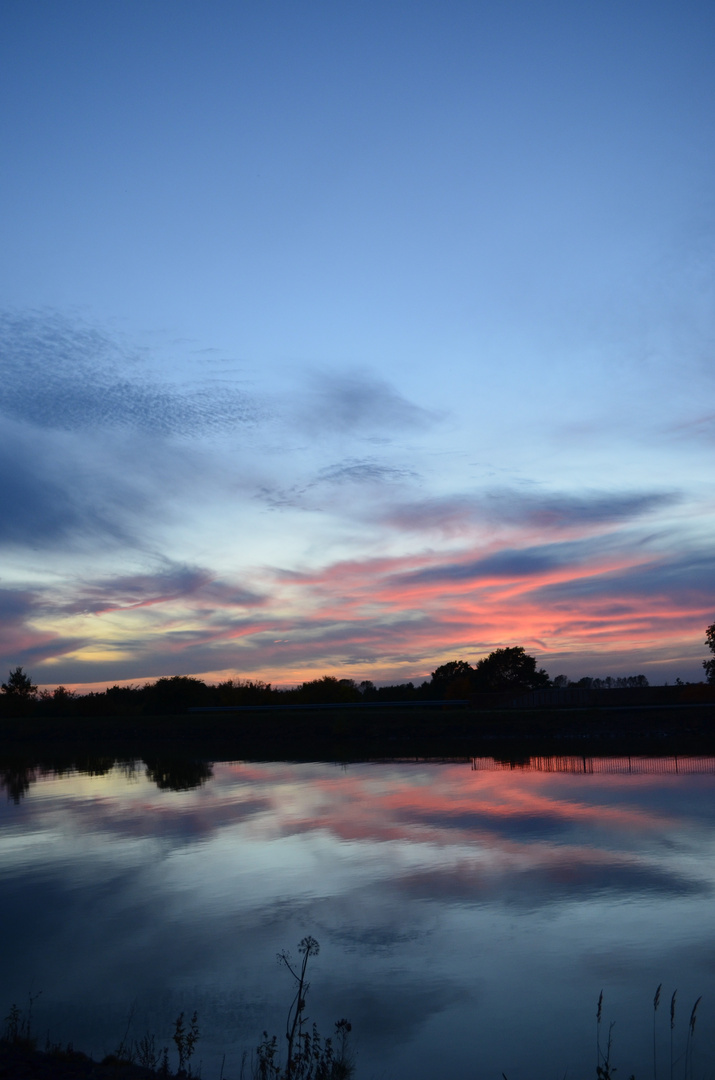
[1,688,715,762]
[0,1039,162,1080]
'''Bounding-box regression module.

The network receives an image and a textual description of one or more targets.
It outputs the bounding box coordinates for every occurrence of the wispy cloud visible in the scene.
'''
[315,458,419,486]
[0,311,262,436]
[0,312,438,552]
[0,311,268,553]
[255,457,420,511]
[379,488,680,537]
[0,588,83,669]
[56,563,266,616]
[289,369,438,437]
[0,420,149,548]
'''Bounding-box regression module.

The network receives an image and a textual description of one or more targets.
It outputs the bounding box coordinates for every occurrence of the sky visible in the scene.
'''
[1,0,714,689]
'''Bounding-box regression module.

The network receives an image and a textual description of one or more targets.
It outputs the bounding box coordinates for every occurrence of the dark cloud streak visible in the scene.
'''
[0,422,146,547]
[58,564,266,616]
[380,488,679,535]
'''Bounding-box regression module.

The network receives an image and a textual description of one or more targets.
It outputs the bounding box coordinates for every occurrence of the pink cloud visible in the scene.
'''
[8,514,713,688]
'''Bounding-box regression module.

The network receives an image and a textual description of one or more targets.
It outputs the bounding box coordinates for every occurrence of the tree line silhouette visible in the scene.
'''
[0,642,671,719]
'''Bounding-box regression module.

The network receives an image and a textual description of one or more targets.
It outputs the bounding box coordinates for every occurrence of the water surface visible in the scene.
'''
[2,754,714,1079]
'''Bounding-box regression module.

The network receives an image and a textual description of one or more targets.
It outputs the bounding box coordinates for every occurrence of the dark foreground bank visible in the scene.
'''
[0,1039,161,1080]
[1,696,715,757]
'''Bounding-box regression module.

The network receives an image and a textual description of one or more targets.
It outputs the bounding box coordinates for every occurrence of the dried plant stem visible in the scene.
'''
[670,990,677,1080]
[683,996,701,1080]
[653,983,662,1080]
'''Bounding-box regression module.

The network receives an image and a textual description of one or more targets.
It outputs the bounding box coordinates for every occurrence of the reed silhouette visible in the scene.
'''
[249,937,352,1080]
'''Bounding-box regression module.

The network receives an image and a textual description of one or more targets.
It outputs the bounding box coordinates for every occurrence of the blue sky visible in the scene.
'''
[1,0,714,688]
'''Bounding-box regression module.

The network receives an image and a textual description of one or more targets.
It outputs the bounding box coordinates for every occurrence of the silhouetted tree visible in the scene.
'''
[37,685,77,717]
[431,660,474,683]
[430,660,474,699]
[373,680,418,701]
[704,622,715,684]
[473,647,550,692]
[291,676,361,704]
[103,683,143,715]
[1,667,37,696]
[216,678,274,706]
[0,667,39,717]
[358,679,377,699]
[141,675,213,714]
[570,674,649,689]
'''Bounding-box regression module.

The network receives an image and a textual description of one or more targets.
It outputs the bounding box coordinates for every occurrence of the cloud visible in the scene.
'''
[57,564,212,615]
[0,561,274,684]
[380,488,679,536]
[0,587,83,669]
[0,310,268,554]
[0,310,261,436]
[290,369,437,436]
[254,469,671,536]
[394,855,708,908]
[398,546,563,586]
[254,457,420,511]
[20,517,713,686]
[0,307,707,686]
[317,976,464,1050]
[668,411,715,443]
[57,563,266,617]
[382,529,651,593]
[0,421,149,548]
[315,458,419,486]
[532,548,715,606]
[0,311,438,555]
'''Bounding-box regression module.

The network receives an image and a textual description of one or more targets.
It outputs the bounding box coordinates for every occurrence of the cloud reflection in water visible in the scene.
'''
[1,757,714,1080]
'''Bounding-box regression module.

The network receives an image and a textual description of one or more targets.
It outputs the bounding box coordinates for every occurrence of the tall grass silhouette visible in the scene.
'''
[597,987,704,1080]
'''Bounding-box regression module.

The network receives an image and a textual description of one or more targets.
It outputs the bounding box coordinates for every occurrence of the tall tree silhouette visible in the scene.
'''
[473,647,550,692]
[1,667,37,696]
[704,622,715,684]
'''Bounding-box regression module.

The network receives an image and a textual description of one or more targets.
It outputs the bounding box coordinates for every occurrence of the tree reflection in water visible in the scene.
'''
[0,752,213,802]
[144,756,213,791]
